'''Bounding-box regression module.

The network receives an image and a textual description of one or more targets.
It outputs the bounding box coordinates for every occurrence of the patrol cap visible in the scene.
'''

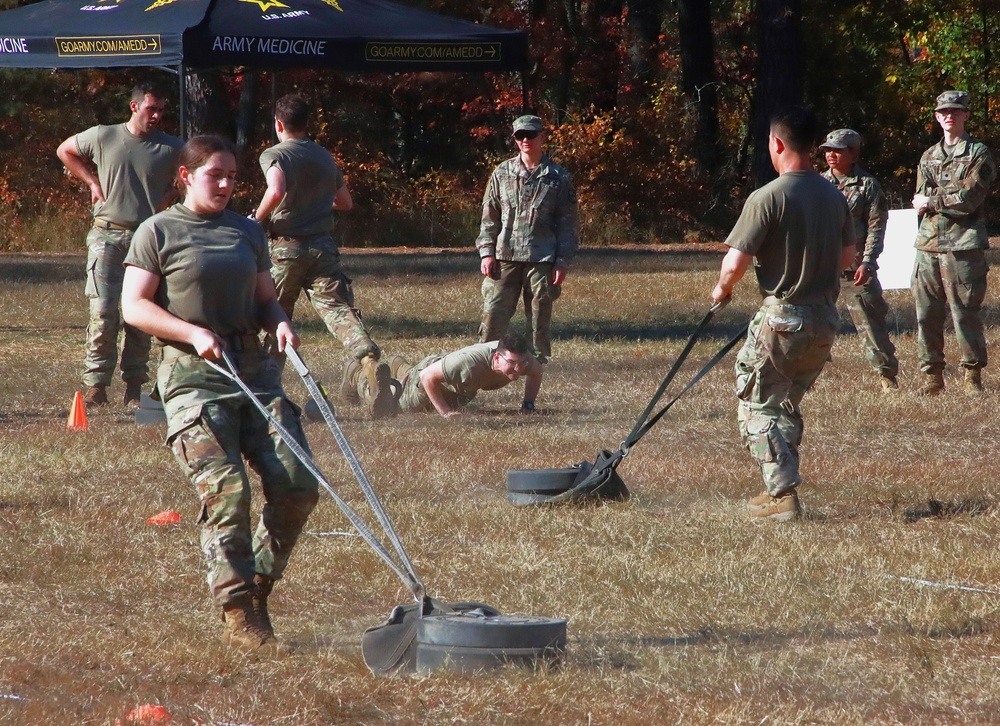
[820,129,861,151]
[935,90,969,111]
[512,115,544,135]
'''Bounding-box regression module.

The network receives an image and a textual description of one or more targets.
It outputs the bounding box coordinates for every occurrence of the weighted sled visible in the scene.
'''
[416,644,562,674]
[361,599,500,675]
[416,613,567,649]
[505,466,581,494]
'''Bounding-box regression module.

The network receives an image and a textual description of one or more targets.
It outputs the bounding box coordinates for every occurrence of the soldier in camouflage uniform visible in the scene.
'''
[711,108,855,522]
[911,90,996,395]
[476,115,579,363]
[123,136,318,656]
[820,129,900,391]
[252,95,397,418]
[56,83,182,408]
[343,333,543,418]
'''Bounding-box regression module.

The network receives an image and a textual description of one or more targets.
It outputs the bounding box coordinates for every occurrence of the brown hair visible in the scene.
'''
[174,135,238,197]
[275,94,310,133]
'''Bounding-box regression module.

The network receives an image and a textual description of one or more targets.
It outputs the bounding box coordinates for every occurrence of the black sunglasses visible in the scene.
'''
[513,130,541,141]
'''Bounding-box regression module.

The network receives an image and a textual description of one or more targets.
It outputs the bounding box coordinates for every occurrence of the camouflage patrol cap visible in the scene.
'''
[512,115,544,134]
[820,129,861,151]
[935,90,969,111]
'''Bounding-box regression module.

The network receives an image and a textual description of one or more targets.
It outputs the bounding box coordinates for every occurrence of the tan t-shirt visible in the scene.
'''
[259,138,344,237]
[125,204,271,342]
[75,124,182,227]
[725,170,854,304]
[439,341,512,405]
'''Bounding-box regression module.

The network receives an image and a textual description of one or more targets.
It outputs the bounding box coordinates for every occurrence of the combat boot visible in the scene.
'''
[362,355,400,420]
[917,371,945,396]
[747,489,801,522]
[879,374,898,393]
[221,596,289,656]
[82,384,108,408]
[340,359,362,405]
[964,368,984,393]
[384,354,411,382]
[123,381,143,409]
[251,574,276,638]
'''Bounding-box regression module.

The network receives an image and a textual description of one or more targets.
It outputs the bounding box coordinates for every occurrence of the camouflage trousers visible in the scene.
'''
[479,261,561,361]
[269,234,380,361]
[911,249,988,373]
[838,272,899,378]
[735,302,839,496]
[82,226,151,387]
[375,354,454,413]
[159,346,318,607]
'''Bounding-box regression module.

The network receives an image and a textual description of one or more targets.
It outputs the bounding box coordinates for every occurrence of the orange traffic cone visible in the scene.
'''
[67,391,88,431]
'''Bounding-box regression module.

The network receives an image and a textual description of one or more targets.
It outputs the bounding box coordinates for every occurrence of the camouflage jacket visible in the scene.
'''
[916,135,996,252]
[475,154,579,267]
[822,164,888,270]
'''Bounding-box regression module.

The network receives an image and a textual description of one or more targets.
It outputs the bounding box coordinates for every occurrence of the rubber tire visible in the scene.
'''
[506,466,584,494]
[416,643,563,674]
[416,614,567,649]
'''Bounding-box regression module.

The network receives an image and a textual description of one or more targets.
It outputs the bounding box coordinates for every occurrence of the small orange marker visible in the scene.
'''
[115,703,171,725]
[147,511,182,525]
[66,391,88,431]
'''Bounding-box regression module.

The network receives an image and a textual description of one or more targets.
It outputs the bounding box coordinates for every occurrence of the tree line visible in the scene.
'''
[1,0,998,252]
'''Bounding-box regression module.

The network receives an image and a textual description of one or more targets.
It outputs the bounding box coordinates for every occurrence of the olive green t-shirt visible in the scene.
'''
[124,204,271,342]
[259,138,344,237]
[725,171,854,304]
[439,341,512,405]
[75,124,182,227]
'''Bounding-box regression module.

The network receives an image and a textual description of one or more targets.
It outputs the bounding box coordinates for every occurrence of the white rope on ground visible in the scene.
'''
[305,530,359,537]
[0,693,25,700]
[847,568,1000,596]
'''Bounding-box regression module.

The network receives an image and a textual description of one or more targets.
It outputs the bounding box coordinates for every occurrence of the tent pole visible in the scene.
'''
[178,65,187,141]
[270,71,278,144]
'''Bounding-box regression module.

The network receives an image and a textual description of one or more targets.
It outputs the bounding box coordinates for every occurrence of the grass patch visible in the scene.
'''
[2,246,1000,724]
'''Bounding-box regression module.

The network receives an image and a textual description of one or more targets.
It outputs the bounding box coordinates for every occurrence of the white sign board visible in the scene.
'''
[876,209,918,290]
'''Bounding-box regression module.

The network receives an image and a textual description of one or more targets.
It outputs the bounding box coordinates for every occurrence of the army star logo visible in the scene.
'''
[239,0,291,11]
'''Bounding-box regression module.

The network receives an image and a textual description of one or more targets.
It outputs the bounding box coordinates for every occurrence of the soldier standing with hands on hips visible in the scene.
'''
[476,115,579,364]
[56,82,182,409]
[911,90,996,395]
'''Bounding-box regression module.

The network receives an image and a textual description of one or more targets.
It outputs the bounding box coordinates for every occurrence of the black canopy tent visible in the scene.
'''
[0,0,529,128]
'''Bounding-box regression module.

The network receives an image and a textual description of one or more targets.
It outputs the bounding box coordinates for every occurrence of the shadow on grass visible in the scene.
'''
[902,497,994,522]
[0,256,82,283]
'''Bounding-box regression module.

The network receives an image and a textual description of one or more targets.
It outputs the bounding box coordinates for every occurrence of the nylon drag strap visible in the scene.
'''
[621,301,735,453]
[207,350,424,603]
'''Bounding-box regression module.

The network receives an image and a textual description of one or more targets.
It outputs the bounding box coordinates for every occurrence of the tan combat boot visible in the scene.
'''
[251,574,276,638]
[964,368,984,393]
[747,489,801,522]
[221,597,290,656]
[362,355,400,420]
[384,354,411,382]
[123,381,143,409]
[880,374,899,393]
[917,371,945,396]
[340,359,362,405]
[82,384,109,407]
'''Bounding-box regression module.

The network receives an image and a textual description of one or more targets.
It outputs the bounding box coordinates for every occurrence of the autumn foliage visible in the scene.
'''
[2,0,1000,251]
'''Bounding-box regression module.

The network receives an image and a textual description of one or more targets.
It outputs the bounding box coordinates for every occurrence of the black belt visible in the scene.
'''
[93,218,136,232]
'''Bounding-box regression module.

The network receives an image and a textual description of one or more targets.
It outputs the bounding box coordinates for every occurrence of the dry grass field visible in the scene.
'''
[2,246,1000,725]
